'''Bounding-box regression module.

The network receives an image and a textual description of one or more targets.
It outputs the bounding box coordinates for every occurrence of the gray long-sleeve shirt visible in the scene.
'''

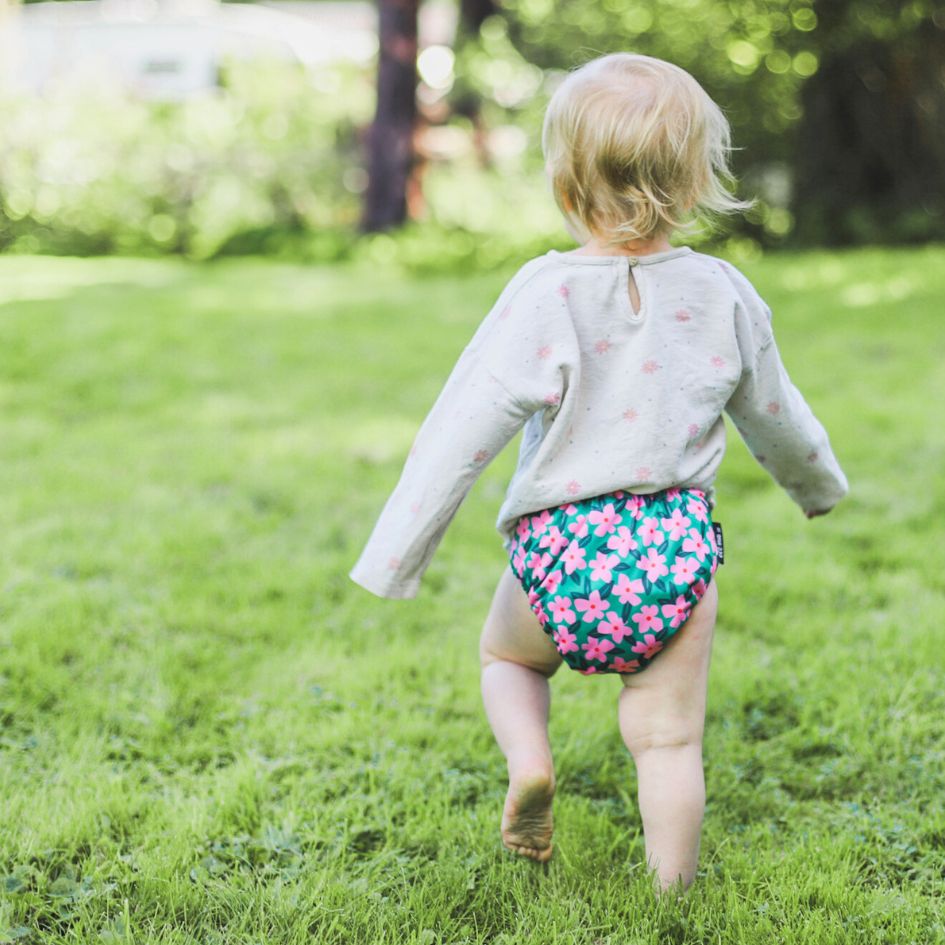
[350,246,848,598]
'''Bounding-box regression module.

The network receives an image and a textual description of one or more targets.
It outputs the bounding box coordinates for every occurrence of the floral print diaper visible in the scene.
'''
[508,488,719,675]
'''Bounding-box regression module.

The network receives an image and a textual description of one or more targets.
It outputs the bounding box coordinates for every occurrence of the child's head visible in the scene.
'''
[542,53,750,246]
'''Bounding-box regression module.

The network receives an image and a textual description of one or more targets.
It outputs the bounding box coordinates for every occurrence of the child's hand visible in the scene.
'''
[804,507,832,519]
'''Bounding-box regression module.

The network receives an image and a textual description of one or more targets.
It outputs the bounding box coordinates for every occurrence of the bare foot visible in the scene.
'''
[500,766,556,862]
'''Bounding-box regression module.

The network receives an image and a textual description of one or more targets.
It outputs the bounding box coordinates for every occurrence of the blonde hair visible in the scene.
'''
[542,53,752,245]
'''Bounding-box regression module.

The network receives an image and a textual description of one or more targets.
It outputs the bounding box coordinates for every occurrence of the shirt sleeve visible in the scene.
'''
[723,271,849,514]
[349,265,573,598]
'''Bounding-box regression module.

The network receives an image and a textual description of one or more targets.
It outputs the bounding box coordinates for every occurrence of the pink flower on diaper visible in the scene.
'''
[612,657,641,673]
[581,636,615,663]
[627,495,646,520]
[548,595,576,626]
[661,508,691,540]
[527,551,553,581]
[682,529,710,562]
[516,519,531,541]
[530,509,552,535]
[539,526,568,555]
[632,606,664,635]
[637,549,669,582]
[552,627,579,653]
[639,517,665,547]
[686,497,708,522]
[512,547,527,576]
[540,569,563,594]
[575,590,610,623]
[588,503,621,536]
[567,514,589,538]
[561,540,587,575]
[615,574,644,605]
[661,595,692,628]
[597,612,632,644]
[607,526,638,556]
[631,633,664,659]
[589,552,619,582]
[670,556,699,585]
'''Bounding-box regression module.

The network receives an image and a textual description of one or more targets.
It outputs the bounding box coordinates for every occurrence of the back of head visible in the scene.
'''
[542,53,751,246]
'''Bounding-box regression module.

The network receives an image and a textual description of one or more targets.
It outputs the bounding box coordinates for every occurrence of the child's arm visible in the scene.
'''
[723,276,849,516]
[349,266,572,598]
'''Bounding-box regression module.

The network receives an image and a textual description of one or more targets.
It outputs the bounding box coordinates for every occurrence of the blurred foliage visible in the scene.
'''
[2,0,943,262]
[0,59,372,258]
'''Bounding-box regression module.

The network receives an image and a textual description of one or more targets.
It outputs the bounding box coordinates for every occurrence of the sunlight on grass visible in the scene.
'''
[0,248,944,944]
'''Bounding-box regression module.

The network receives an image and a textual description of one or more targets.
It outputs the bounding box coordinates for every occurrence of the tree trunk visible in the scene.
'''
[791,17,945,245]
[361,0,419,233]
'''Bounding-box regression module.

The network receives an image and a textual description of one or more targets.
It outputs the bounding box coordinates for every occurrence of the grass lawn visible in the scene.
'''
[1,246,944,944]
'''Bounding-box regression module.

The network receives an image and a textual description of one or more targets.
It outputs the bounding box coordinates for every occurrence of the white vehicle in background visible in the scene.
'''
[0,0,380,99]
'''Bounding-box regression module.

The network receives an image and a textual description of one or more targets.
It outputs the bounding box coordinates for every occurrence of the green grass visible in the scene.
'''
[0,246,944,944]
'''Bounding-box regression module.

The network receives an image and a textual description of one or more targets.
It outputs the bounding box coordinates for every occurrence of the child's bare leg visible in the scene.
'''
[618,579,718,893]
[479,566,562,862]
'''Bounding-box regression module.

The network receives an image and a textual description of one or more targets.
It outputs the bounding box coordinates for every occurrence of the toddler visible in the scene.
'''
[349,53,848,892]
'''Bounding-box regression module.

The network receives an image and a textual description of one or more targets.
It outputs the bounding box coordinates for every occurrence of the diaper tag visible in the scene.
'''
[712,523,724,564]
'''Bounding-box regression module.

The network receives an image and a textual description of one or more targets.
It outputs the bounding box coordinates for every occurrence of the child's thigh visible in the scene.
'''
[479,566,562,676]
[619,580,718,739]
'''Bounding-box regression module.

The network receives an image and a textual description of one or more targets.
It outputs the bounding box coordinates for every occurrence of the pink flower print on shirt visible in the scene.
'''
[409,500,422,516]
[548,595,576,625]
[588,503,621,536]
[639,516,665,546]
[530,509,552,536]
[686,497,708,523]
[589,552,619,582]
[539,525,568,555]
[632,605,663,635]
[473,449,490,464]
[688,423,701,439]
[582,635,615,663]
[561,540,587,575]
[594,339,611,354]
[566,480,582,496]
[670,556,699,585]
[661,508,691,541]
[552,627,579,653]
[388,556,402,570]
[512,546,527,577]
[632,633,664,659]
[767,401,781,415]
[612,656,641,673]
[661,595,692,628]
[568,514,589,538]
[675,309,692,322]
[683,529,710,562]
[710,355,726,369]
[516,518,531,541]
[575,590,610,623]
[623,408,639,423]
[537,345,553,360]
[607,526,638,556]
[543,391,561,407]
[642,359,661,374]
[637,548,669,583]
[540,569,563,594]
[615,573,644,605]
[597,612,632,644]
[527,551,553,581]
[557,283,570,299]
[636,466,653,481]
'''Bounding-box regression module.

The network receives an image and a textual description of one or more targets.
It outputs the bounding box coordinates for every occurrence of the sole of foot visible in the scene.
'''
[500,769,555,863]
